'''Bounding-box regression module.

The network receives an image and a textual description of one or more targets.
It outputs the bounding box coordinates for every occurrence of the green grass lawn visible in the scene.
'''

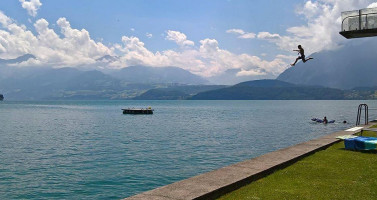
[218,131,377,200]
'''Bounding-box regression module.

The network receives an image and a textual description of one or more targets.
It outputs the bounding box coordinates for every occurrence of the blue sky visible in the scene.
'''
[1,0,303,54]
[0,0,376,80]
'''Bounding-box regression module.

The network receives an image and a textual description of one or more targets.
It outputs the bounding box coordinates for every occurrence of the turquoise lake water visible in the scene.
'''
[0,100,375,199]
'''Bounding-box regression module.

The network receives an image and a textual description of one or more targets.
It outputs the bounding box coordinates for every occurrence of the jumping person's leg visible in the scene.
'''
[305,57,313,62]
[302,55,314,63]
[291,57,301,66]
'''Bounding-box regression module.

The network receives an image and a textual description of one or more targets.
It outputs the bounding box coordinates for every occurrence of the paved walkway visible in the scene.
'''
[124,124,373,200]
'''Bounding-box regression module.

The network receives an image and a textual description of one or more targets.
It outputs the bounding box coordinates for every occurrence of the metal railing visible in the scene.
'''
[341,7,377,32]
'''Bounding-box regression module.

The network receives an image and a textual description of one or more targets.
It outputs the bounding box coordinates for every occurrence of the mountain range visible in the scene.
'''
[2,37,377,101]
[109,65,208,85]
[133,85,226,100]
[190,79,345,100]
[0,60,210,100]
[207,68,275,85]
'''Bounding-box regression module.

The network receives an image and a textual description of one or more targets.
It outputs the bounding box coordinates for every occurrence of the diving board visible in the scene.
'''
[345,127,364,132]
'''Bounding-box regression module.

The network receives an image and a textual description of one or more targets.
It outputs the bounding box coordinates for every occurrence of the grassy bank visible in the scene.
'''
[218,131,377,200]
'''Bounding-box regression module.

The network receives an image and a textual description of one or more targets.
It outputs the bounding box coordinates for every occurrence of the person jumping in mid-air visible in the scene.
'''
[290,45,313,66]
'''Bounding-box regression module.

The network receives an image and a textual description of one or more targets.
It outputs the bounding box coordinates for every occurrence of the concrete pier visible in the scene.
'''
[124,124,373,200]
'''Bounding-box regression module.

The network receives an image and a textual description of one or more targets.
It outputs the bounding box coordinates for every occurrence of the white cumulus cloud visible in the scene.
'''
[0,12,291,79]
[267,0,377,56]
[3,0,377,81]
[226,28,256,39]
[19,0,42,17]
[239,32,257,39]
[109,35,287,77]
[297,1,320,19]
[0,13,111,65]
[226,29,245,35]
[165,30,194,46]
[257,32,281,39]
[237,69,267,77]
[0,11,12,27]
[367,2,377,8]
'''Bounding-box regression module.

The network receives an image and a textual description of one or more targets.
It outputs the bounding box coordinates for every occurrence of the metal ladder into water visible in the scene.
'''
[356,104,368,126]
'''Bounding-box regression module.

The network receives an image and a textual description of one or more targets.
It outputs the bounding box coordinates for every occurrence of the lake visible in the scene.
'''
[0,100,375,199]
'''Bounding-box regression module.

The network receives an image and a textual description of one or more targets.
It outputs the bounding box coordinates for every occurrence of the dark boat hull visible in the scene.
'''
[122,109,153,114]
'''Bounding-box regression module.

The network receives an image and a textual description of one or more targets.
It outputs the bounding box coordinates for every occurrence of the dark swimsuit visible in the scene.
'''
[298,49,305,61]
[298,55,306,61]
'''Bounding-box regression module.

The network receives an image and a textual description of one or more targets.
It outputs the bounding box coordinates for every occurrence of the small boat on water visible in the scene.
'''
[0,94,3,101]
[122,107,154,114]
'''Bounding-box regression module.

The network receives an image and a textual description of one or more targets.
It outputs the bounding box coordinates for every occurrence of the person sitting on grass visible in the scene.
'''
[290,45,313,66]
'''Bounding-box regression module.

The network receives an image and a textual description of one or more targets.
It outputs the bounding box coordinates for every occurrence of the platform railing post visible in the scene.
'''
[366,14,368,29]
[359,10,362,30]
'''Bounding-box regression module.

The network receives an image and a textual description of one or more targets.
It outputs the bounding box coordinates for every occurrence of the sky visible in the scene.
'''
[0,0,376,79]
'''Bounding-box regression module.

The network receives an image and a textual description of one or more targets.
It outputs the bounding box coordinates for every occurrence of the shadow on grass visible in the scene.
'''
[338,148,377,154]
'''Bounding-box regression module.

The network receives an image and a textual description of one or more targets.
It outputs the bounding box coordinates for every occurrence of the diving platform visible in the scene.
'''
[340,7,377,39]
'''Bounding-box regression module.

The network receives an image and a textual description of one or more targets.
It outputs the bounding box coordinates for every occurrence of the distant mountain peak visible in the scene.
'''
[18,54,36,60]
[110,65,208,85]
[96,55,119,63]
[236,79,296,87]
[0,54,36,65]
[190,79,344,100]
[207,68,276,85]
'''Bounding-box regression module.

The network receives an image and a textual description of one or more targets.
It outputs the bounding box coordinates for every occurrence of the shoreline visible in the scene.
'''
[123,123,373,200]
